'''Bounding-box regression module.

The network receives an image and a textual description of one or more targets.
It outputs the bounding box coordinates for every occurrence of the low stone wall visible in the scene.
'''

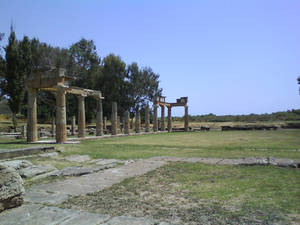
[0,146,55,159]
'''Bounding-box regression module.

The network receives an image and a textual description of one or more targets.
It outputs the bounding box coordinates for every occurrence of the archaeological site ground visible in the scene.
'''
[1,114,300,224]
[1,2,300,224]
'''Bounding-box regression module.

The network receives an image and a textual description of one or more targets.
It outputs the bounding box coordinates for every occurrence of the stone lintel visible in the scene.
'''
[40,86,104,99]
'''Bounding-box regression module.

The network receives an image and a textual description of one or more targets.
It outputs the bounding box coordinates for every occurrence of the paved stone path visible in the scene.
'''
[1,158,175,225]
[1,156,299,225]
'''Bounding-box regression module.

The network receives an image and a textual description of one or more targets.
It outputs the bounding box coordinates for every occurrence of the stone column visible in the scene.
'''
[160,106,165,131]
[167,106,172,132]
[158,119,161,130]
[21,125,27,138]
[153,104,158,132]
[145,107,150,132]
[184,105,189,132]
[51,116,55,137]
[77,95,86,138]
[135,109,141,133]
[103,117,107,130]
[124,110,130,135]
[71,115,76,136]
[96,98,103,136]
[27,88,38,142]
[56,86,67,143]
[111,102,118,135]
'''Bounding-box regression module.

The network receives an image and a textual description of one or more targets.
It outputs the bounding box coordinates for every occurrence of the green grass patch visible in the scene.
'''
[62,130,300,159]
[60,162,300,224]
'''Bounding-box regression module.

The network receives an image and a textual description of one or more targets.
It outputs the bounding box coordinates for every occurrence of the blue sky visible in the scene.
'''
[1,0,300,116]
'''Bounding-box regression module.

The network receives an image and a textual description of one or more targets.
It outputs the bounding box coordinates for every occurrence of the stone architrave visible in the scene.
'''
[135,110,141,133]
[71,115,76,136]
[124,110,130,135]
[103,117,107,130]
[111,102,118,135]
[153,104,158,132]
[77,95,86,138]
[167,106,172,132]
[56,86,67,143]
[96,99,103,136]
[184,105,189,132]
[27,88,37,142]
[145,107,150,132]
[160,106,165,131]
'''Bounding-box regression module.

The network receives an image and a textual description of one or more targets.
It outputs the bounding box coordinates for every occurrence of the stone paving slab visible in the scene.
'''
[24,189,69,204]
[25,158,166,204]
[101,216,156,225]
[0,204,110,225]
[64,155,91,162]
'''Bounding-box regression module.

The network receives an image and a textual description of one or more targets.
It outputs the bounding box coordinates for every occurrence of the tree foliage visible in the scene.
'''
[1,27,29,128]
[126,63,161,113]
[0,29,162,124]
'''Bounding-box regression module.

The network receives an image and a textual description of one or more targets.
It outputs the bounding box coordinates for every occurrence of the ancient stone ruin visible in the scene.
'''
[26,67,189,143]
[26,67,104,143]
[153,96,189,132]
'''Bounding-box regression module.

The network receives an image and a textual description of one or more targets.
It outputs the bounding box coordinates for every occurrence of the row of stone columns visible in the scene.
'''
[27,86,105,143]
[27,93,189,143]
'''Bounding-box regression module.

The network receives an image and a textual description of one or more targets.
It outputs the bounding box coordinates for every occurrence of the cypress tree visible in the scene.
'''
[4,26,27,130]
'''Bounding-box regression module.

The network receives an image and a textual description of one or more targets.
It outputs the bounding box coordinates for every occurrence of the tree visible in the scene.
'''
[66,38,101,122]
[2,27,26,129]
[0,33,5,99]
[94,54,127,117]
[126,63,161,113]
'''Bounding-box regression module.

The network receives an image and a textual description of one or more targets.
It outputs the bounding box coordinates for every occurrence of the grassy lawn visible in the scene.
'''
[61,130,300,159]
[60,162,300,224]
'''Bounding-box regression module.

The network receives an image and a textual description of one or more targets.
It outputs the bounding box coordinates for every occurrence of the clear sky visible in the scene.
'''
[1,0,300,116]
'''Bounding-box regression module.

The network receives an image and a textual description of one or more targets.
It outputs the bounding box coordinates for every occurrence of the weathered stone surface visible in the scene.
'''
[269,157,300,168]
[0,146,55,159]
[25,158,166,203]
[103,216,156,225]
[64,154,91,162]
[24,189,68,204]
[39,152,59,158]
[19,165,57,178]
[50,163,117,177]
[0,160,33,170]
[0,204,110,225]
[0,160,57,178]
[0,165,25,212]
[241,157,268,165]
[51,166,95,177]
[94,159,123,166]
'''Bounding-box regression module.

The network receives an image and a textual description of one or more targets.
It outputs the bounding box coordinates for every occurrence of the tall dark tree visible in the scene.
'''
[94,54,127,117]
[126,63,161,113]
[0,33,5,99]
[66,38,101,122]
[2,27,26,129]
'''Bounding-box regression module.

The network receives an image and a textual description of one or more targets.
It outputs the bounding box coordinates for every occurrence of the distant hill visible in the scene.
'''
[0,99,11,114]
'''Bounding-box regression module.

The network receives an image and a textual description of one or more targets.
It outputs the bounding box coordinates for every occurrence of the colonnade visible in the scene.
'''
[26,85,104,144]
